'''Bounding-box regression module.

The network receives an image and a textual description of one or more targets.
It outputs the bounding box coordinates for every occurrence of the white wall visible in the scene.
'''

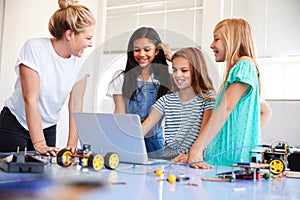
[263,101,300,147]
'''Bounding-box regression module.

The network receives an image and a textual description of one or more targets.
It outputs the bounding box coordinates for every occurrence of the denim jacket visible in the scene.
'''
[126,81,164,158]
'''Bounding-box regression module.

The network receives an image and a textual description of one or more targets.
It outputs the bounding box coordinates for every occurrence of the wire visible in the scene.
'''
[121,144,267,170]
[173,144,265,167]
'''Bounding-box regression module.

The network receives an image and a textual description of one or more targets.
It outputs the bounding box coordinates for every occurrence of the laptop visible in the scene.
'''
[73,112,169,165]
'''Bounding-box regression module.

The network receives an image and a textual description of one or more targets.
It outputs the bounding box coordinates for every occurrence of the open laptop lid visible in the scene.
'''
[73,112,150,165]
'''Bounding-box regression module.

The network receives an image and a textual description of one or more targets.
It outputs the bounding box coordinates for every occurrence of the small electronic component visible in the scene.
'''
[0,147,45,173]
[56,144,119,171]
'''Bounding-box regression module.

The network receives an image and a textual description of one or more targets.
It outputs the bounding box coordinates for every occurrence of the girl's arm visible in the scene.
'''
[260,98,272,130]
[20,64,59,156]
[142,108,163,136]
[113,94,126,114]
[188,82,249,168]
[159,42,172,61]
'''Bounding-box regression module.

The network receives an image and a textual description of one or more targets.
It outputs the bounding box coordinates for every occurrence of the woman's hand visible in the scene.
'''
[159,42,172,61]
[34,141,60,156]
[65,144,77,154]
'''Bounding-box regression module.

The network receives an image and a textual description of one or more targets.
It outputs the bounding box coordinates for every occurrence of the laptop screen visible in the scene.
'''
[73,112,149,164]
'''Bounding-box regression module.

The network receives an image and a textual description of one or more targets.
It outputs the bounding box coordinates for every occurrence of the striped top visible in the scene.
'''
[153,91,215,158]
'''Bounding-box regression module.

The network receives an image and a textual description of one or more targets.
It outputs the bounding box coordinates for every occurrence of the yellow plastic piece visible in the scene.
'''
[92,154,104,171]
[108,153,119,169]
[155,169,163,176]
[270,159,285,175]
[167,175,177,183]
[61,151,73,167]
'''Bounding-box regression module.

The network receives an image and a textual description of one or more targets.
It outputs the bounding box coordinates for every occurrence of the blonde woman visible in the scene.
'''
[0,0,95,156]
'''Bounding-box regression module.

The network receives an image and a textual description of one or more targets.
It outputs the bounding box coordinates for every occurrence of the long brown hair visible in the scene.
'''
[171,47,215,101]
[122,27,173,100]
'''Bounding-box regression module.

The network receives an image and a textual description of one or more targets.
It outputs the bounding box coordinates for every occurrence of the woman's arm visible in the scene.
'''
[72,74,89,112]
[66,90,79,153]
[65,75,89,153]
[188,82,249,168]
[142,108,163,136]
[20,64,59,156]
[113,94,126,114]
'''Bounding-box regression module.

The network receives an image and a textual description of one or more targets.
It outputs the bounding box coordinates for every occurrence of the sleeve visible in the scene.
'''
[152,94,167,115]
[203,92,216,111]
[15,38,43,75]
[106,70,124,97]
[225,60,258,95]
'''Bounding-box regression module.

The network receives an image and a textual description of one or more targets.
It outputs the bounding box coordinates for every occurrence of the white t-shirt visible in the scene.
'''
[5,38,85,130]
[106,70,124,97]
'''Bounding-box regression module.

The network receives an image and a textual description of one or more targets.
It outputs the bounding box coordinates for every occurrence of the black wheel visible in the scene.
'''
[104,152,119,170]
[270,159,285,175]
[56,149,73,167]
[88,154,104,171]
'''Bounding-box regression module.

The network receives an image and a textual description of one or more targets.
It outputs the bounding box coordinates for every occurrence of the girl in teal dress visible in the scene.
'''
[187,18,262,168]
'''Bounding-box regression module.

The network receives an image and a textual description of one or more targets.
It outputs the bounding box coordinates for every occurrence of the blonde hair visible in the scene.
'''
[48,0,95,39]
[171,47,215,101]
[214,18,260,88]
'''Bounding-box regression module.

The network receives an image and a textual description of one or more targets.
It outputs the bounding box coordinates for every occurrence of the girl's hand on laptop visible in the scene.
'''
[171,154,188,164]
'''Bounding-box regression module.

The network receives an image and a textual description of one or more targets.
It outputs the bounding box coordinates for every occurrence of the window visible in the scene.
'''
[105,0,203,52]
[93,0,300,112]
[95,0,206,112]
[226,0,300,99]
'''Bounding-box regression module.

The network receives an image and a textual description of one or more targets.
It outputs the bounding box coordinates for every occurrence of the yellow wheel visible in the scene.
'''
[80,158,88,167]
[56,149,73,167]
[104,152,119,170]
[88,154,104,171]
[270,159,285,175]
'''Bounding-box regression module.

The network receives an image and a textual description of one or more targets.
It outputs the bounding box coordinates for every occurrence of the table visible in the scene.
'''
[0,160,300,200]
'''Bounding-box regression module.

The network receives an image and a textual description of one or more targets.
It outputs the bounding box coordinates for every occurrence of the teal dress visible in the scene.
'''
[204,60,261,166]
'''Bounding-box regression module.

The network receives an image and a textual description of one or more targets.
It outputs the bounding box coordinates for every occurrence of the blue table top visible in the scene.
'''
[0,161,300,200]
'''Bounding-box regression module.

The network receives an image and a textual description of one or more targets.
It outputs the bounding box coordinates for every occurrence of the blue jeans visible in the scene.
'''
[126,81,164,158]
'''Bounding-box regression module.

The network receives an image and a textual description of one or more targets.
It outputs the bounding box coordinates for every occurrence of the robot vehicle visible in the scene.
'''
[56,144,119,171]
[250,142,300,175]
